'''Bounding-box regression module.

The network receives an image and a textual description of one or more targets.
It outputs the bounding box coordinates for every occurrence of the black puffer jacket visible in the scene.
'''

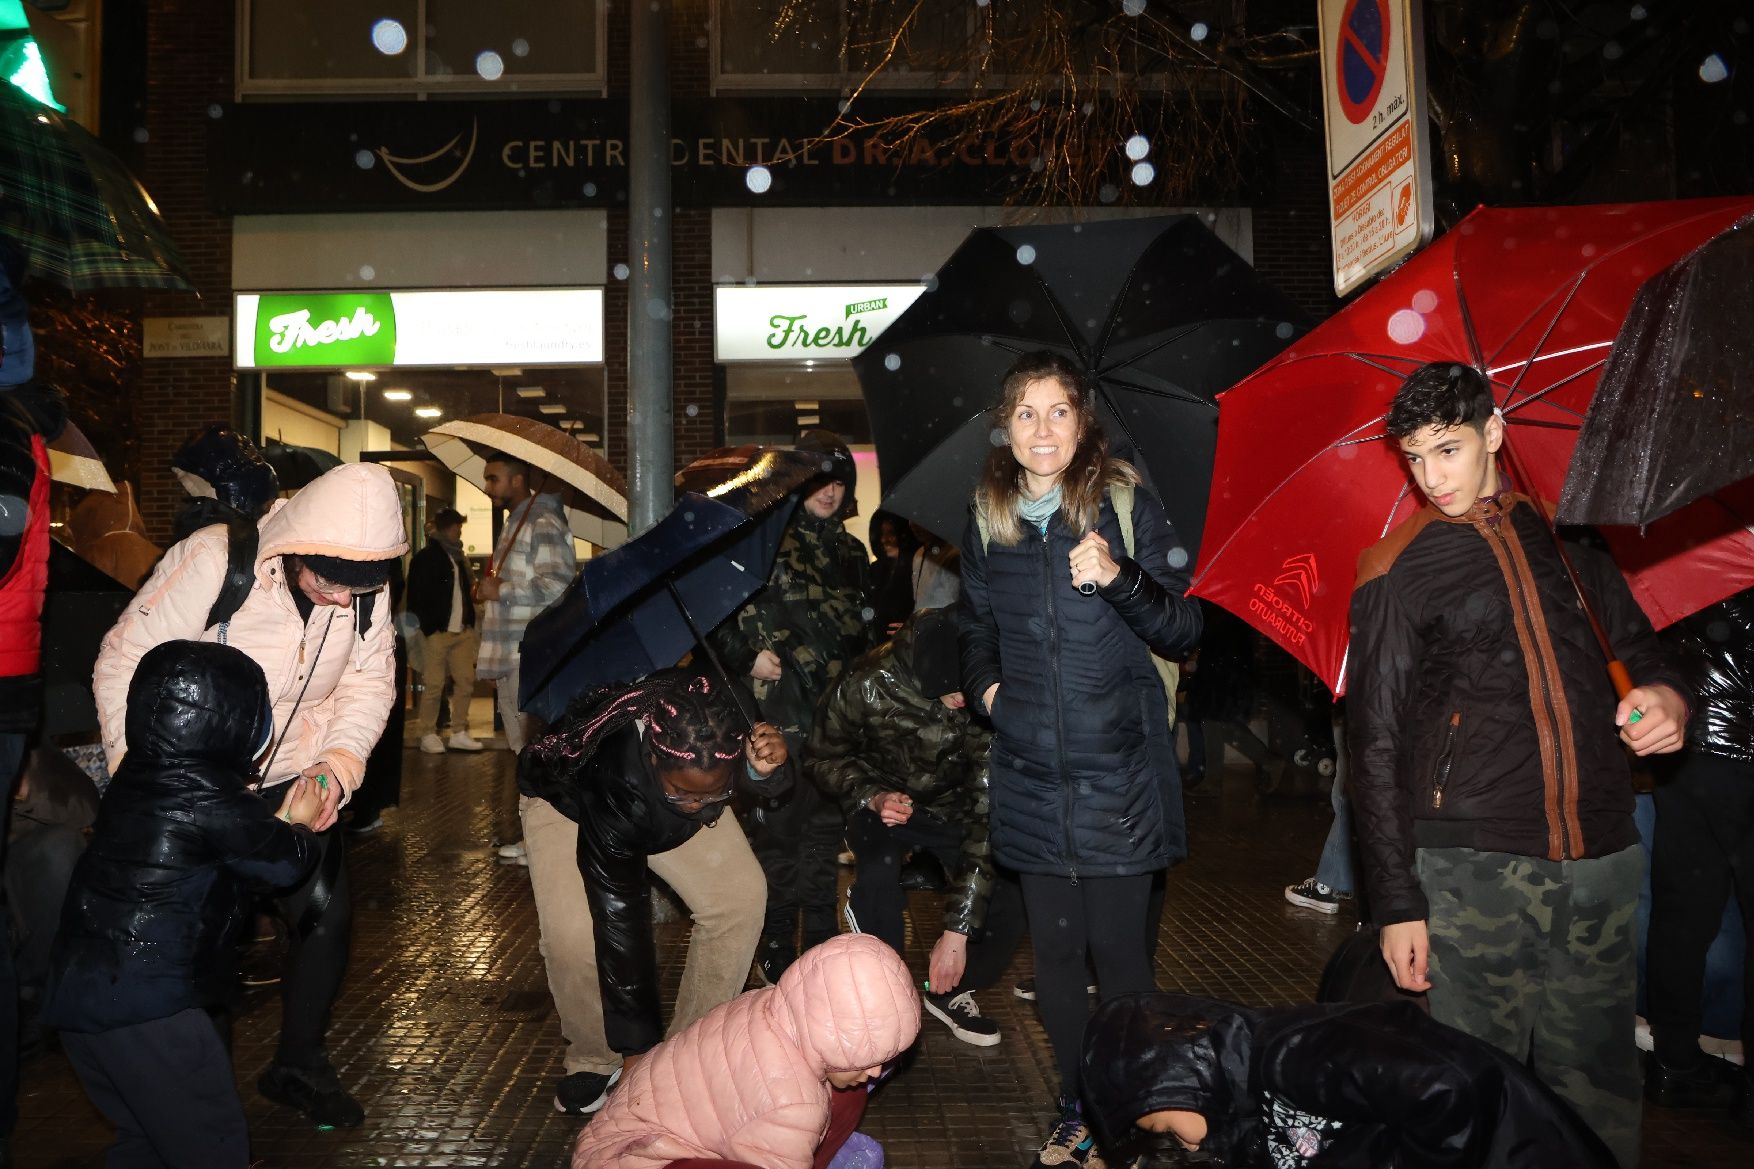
[1348,495,1685,926]
[1082,993,1616,1168]
[809,613,994,934]
[41,641,317,1034]
[518,723,791,1055]
[1662,587,1754,765]
[959,485,1201,877]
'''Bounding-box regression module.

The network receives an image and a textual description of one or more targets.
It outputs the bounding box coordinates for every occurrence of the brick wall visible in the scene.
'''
[1251,128,1342,323]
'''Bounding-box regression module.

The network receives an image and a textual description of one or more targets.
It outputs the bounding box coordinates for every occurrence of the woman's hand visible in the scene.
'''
[746,722,788,776]
[300,762,344,831]
[981,683,999,714]
[869,791,914,826]
[751,649,783,682]
[1069,531,1121,592]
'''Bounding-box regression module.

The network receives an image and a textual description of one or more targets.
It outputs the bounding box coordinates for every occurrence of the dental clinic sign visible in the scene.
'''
[714,285,925,363]
[234,288,605,369]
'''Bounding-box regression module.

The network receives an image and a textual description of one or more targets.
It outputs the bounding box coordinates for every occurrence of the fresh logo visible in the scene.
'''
[253,294,397,367]
[843,297,888,319]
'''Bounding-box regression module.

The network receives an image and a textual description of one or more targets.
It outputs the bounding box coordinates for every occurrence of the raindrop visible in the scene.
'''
[884,353,902,371]
[1411,289,1439,313]
[1029,99,1042,112]
[1130,161,1156,186]
[584,182,598,197]
[1700,54,1730,84]
[131,127,149,144]
[977,0,991,7]
[1166,547,1189,570]
[512,38,531,58]
[1602,41,1623,62]
[1029,156,1046,172]
[1580,243,1598,258]
[1274,321,1295,339]
[1015,244,1037,265]
[207,104,224,119]
[1081,101,1095,115]
[1124,134,1150,161]
[645,297,670,320]
[1058,918,1069,928]
[1122,0,1146,15]
[683,510,695,523]
[861,606,876,621]
[371,18,409,56]
[1008,300,1033,324]
[1386,308,1426,344]
[989,427,1008,447]
[359,265,376,281]
[476,50,505,80]
[354,149,375,170]
[745,164,773,194]
[1190,21,1210,42]
[1098,183,1119,203]
[685,403,699,417]
[1629,3,1647,18]
[612,262,630,280]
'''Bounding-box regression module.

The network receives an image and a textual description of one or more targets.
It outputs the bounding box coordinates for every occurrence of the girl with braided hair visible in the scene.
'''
[515,670,790,1116]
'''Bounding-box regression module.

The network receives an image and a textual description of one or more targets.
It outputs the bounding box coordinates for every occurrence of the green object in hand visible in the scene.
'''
[315,773,329,790]
[1626,710,1643,725]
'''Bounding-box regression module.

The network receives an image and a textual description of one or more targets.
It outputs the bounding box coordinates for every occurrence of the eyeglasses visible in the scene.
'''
[304,567,381,597]
[661,786,736,810]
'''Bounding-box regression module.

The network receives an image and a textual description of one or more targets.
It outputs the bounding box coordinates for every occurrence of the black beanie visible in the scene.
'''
[299,553,394,589]
[910,607,963,698]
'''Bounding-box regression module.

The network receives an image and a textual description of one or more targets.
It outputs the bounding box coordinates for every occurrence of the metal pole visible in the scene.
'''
[628,0,674,536]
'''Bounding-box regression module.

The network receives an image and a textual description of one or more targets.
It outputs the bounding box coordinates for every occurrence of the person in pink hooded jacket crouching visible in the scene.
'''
[573,933,920,1169]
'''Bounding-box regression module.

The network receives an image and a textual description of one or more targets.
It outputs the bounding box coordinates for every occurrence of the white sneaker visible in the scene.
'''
[497,841,527,859]
[419,734,447,754]
[448,732,485,751]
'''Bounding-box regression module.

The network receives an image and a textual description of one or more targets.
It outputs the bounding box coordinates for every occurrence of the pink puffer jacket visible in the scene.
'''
[94,463,407,797]
[573,934,920,1169]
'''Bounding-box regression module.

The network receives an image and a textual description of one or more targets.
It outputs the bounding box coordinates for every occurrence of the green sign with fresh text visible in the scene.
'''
[251,293,397,367]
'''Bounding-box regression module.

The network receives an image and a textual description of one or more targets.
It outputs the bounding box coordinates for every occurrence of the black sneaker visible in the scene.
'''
[1032,1095,1105,1168]
[1284,878,1348,915]
[1013,977,1098,1002]
[922,990,1001,1047]
[554,1067,621,1116]
[258,1059,365,1129]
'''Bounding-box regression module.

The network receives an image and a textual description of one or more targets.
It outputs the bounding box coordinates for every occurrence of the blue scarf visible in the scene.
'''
[1017,483,1063,534]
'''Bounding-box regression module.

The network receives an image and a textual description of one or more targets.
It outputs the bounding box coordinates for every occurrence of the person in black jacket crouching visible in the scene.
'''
[1082,992,1616,1168]
[42,640,322,1169]
[515,670,788,1117]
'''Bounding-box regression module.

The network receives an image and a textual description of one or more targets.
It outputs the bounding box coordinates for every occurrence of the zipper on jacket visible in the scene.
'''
[1039,531,1075,882]
[1489,523,1570,857]
[1431,712,1461,809]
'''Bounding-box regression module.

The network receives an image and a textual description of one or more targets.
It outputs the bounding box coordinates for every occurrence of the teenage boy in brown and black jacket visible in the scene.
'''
[1347,362,1689,1168]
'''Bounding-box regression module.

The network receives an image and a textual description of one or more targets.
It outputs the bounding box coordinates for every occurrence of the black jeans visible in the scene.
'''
[0,731,21,1138]
[1646,750,1754,1066]
[844,806,1026,994]
[748,769,843,965]
[271,825,352,1068]
[1020,871,1158,1095]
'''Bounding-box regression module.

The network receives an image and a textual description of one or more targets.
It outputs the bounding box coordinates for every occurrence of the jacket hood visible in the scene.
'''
[256,462,409,576]
[1083,993,1261,1161]
[172,424,279,517]
[69,481,147,550]
[770,933,920,1076]
[123,640,275,771]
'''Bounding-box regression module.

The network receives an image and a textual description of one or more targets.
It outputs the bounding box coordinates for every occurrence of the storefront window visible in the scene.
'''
[240,0,604,96]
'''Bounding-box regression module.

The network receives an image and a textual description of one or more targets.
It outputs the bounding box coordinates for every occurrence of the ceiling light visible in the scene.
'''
[382,389,412,401]
[344,370,378,382]
[795,400,819,411]
[490,367,524,377]
[414,405,442,418]
[803,360,815,368]
[797,413,821,427]
[515,386,547,398]
[538,403,566,414]
[582,434,600,444]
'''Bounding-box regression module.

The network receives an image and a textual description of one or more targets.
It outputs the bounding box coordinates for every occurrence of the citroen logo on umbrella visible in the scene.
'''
[376,119,479,193]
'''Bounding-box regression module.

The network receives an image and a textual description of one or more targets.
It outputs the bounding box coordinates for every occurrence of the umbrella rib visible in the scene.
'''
[1092,265,1139,365]
[1502,275,1589,408]
[1094,323,1205,378]
[1493,360,1603,422]
[1452,266,1490,373]
[1100,373,1219,411]
[1030,270,1091,368]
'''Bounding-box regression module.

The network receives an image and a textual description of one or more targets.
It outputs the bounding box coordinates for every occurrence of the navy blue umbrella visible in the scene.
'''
[517,447,826,724]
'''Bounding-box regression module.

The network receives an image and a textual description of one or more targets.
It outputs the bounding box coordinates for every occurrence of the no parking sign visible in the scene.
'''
[1318,0,1434,296]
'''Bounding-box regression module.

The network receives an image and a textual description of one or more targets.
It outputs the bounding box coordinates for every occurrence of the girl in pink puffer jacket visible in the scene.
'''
[573,933,920,1169]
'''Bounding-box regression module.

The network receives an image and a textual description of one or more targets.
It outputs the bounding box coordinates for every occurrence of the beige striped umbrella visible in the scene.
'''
[422,413,627,548]
[48,421,115,492]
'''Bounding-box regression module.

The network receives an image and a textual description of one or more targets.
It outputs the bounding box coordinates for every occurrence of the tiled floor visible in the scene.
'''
[12,747,1750,1167]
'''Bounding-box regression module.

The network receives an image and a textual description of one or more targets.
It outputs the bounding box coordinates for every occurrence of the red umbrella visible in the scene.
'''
[1190,196,1754,695]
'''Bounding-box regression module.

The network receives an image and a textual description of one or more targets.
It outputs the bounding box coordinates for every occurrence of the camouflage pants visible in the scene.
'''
[1416,844,1643,1169]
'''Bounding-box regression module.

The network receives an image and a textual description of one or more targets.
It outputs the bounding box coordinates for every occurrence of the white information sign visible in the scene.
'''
[714,284,926,362]
[1318,0,1434,296]
[143,316,231,359]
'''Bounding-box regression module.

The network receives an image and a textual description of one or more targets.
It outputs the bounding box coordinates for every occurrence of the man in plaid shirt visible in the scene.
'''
[475,454,576,756]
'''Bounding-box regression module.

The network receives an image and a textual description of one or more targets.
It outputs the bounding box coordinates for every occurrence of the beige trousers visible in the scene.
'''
[496,661,533,753]
[520,794,766,1075]
[413,628,480,739]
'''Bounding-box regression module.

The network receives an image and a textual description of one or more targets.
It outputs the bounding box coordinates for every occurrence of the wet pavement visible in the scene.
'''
[13,743,1750,1168]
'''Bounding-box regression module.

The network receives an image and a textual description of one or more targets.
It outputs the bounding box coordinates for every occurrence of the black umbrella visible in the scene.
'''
[853,215,1309,551]
[1558,216,1754,527]
[259,442,342,492]
[517,447,824,724]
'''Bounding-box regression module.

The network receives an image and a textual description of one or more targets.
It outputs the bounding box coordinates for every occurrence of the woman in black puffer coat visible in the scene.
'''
[959,350,1202,1164]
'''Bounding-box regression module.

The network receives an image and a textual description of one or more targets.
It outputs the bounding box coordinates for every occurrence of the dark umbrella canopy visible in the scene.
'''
[1558,216,1754,527]
[0,85,192,292]
[259,442,342,492]
[854,215,1308,550]
[517,447,824,724]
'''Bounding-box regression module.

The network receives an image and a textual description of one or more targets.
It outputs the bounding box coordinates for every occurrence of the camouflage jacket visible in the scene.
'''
[713,510,870,737]
[808,618,995,935]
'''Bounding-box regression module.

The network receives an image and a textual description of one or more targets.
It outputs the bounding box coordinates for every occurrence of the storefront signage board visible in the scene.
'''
[233,288,604,370]
[714,285,926,362]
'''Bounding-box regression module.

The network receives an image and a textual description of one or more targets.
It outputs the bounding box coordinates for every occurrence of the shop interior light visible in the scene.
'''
[795,400,819,411]
[797,414,822,427]
[344,370,378,382]
[538,403,567,414]
[490,368,524,377]
[515,386,547,398]
[382,389,413,401]
[804,360,815,368]
[413,405,443,418]
[581,433,600,443]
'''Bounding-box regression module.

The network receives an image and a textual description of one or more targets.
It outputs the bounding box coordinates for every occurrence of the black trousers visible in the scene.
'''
[844,806,1026,994]
[1020,871,1158,1096]
[0,731,21,1138]
[271,824,352,1067]
[61,1007,250,1169]
[747,771,843,964]
[1646,749,1754,1064]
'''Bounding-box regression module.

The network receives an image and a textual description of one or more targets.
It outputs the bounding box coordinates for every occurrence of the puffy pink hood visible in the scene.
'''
[573,935,919,1169]
[254,462,409,575]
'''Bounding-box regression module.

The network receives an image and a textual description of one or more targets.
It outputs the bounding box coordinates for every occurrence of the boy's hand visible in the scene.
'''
[751,649,783,682]
[300,762,344,831]
[928,930,968,994]
[1379,920,1432,992]
[746,722,788,777]
[1617,684,1687,755]
[475,576,502,601]
[869,792,914,826]
[981,683,1000,714]
[277,777,323,828]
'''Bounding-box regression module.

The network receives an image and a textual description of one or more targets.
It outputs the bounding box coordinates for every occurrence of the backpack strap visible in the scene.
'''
[203,514,259,632]
[1108,481,1136,561]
